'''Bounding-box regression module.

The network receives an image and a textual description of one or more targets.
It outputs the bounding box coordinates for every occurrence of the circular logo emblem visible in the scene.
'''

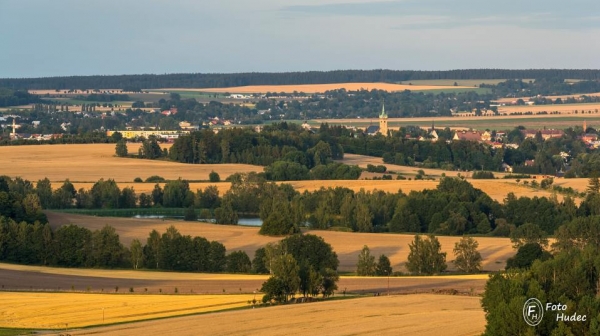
[523,298,544,326]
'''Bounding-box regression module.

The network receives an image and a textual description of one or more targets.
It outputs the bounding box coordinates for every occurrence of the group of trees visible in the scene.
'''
[482,216,600,335]
[356,246,392,276]
[357,235,482,276]
[0,220,253,274]
[258,234,339,303]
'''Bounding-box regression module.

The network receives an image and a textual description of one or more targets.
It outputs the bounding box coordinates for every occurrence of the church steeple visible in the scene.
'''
[379,102,388,136]
[379,103,387,118]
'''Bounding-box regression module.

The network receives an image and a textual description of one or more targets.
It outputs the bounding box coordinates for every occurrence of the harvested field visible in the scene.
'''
[0,292,255,329]
[0,263,487,295]
[63,294,485,336]
[0,144,261,182]
[46,212,515,272]
[157,83,470,94]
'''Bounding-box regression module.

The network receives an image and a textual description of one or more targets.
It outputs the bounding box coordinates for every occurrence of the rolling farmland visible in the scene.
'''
[0,143,261,182]
[46,212,515,273]
[63,294,485,336]
[153,82,471,94]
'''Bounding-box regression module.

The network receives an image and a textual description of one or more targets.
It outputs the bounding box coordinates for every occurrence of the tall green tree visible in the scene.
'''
[356,245,376,276]
[115,140,128,157]
[375,254,392,276]
[91,225,127,268]
[261,253,300,303]
[406,235,447,275]
[35,178,53,209]
[130,239,144,270]
[452,236,482,273]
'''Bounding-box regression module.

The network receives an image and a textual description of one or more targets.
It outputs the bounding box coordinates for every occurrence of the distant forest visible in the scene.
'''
[0,88,41,107]
[2,69,600,90]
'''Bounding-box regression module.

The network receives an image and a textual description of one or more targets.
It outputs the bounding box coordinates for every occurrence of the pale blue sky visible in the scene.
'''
[1,0,599,78]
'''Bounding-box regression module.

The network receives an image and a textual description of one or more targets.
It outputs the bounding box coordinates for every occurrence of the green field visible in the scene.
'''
[398,79,533,86]
[301,115,600,130]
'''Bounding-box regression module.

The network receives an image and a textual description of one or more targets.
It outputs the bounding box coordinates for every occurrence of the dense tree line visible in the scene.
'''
[484,78,600,98]
[0,88,41,107]
[12,174,600,238]
[3,69,600,90]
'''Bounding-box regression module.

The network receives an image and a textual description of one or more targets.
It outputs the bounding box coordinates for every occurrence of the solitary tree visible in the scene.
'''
[209,171,220,183]
[115,140,128,157]
[452,236,482,273]
[375,254,393,276]
[356,245,376,276]
[406,235,447,275]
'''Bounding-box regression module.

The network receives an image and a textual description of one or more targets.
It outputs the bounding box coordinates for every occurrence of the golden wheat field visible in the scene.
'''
[46,212,515,272]
[0,144,261,182]
[0,292,256,329]
[63,294,485,336]
[157,82,469,94]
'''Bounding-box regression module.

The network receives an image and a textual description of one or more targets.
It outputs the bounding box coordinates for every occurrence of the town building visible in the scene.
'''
[366,104,388,136]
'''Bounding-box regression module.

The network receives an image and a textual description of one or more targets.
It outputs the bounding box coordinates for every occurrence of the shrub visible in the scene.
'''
[209,171,221,183]
[145,175,166,183]
[472,171,495,179]
[133,177,143,183]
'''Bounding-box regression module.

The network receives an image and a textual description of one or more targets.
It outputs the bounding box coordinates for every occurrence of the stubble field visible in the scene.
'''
[61,294,485,336]
[0,143,261,182]
[157,82,471,94]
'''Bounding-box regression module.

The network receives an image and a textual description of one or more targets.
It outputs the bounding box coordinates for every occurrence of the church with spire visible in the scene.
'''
[366,103,389,136]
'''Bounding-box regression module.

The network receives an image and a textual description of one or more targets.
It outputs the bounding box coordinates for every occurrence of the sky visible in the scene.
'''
[1,0,599,78]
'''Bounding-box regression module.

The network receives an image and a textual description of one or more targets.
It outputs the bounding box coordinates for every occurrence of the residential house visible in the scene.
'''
[453,130,483,142]
[522,129,564,140]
